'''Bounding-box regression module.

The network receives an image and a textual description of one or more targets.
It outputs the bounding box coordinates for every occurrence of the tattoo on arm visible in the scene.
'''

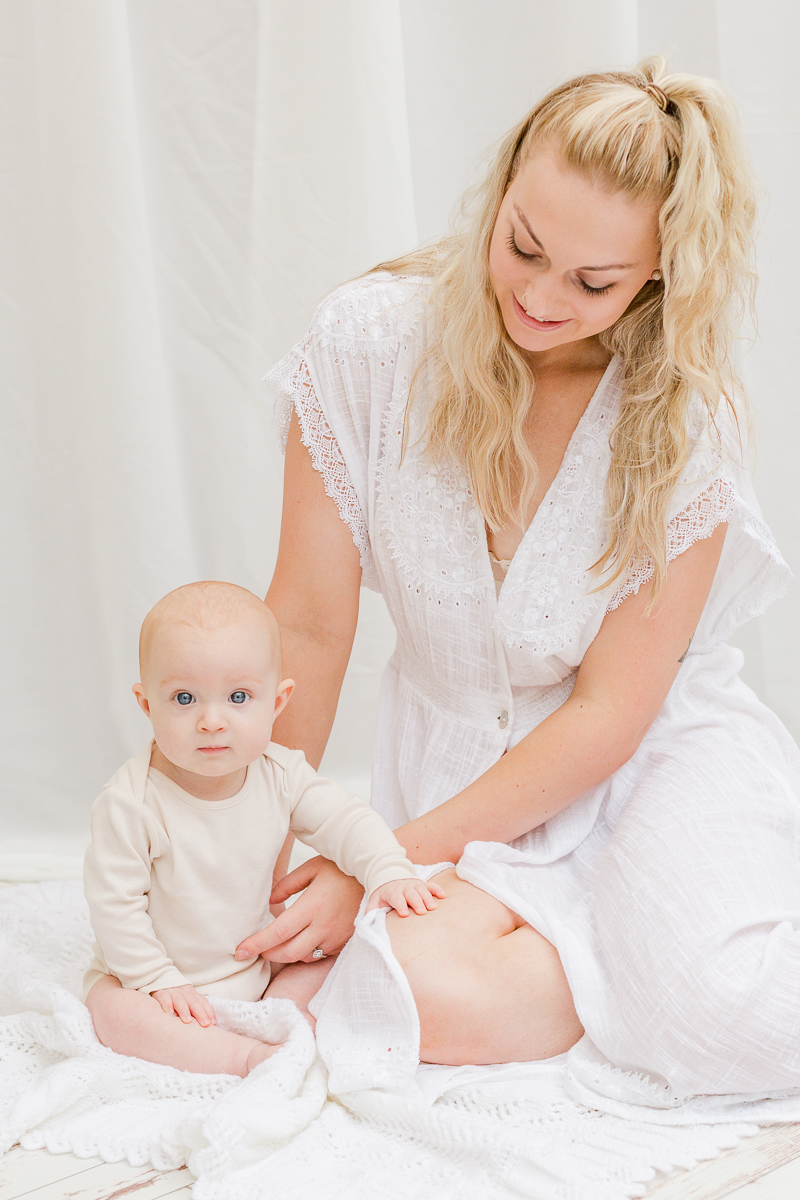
[678,635,693,664]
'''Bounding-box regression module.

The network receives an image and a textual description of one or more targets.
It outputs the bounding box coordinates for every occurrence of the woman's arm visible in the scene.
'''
[252,410,367,960]
[267,411,362,768]
[243,510,726,963]
[396,521,728,863]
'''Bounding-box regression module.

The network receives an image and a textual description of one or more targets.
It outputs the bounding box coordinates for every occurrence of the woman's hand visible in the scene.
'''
[235,857,364,964]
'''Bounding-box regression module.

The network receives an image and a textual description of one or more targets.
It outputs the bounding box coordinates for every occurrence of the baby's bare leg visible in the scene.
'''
[87,975,278,1076]
[387,870,583,1065]
[263,957,336,1028]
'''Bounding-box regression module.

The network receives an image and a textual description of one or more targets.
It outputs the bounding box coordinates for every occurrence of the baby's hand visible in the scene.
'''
[366,877,446,916]
[151,984,216,1027]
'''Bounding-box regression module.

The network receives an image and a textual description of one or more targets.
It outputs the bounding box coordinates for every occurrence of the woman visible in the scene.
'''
[242,58,800,1097]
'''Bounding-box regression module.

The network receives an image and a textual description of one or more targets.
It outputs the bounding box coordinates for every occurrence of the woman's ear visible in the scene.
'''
[132,682,151,717]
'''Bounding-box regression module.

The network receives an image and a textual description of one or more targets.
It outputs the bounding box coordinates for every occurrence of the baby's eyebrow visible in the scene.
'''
[159,677,264,688]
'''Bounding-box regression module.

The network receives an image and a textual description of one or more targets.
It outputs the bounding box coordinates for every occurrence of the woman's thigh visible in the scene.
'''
[386,870,583,1065]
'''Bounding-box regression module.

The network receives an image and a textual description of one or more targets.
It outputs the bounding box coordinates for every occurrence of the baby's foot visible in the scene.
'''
[245,1040,281,1073]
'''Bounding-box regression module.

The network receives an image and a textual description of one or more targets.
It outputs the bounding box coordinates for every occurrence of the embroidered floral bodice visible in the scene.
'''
[266,273,789,824]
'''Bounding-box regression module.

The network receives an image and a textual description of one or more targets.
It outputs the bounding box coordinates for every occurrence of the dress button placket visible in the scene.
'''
[493,617,513,739]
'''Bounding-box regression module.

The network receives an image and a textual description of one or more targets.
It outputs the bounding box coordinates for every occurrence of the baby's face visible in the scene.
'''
[136,620,290,778]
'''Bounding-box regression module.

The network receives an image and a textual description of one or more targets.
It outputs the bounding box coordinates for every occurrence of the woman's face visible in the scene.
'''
[488,145,661,360]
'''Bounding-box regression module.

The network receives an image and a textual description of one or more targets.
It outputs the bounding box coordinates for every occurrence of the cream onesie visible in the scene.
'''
[83,739,417,1002]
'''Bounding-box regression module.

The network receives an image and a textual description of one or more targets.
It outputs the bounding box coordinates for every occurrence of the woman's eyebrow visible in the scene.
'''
[513,205,546,251]
[512,204,637,271]
[580,261,638,271]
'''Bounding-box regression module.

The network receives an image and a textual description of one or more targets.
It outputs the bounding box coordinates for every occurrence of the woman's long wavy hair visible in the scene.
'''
[373,57,757,597]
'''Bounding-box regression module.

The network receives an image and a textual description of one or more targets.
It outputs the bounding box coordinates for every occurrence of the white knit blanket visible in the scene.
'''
[2,882,798,1200]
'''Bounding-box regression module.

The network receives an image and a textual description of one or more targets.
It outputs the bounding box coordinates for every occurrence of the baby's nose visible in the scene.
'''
[198,705,227,731]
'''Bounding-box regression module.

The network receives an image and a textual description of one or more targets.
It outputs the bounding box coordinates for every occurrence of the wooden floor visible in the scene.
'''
[648,1124,800,1197]
[0,1147,195,1199]
[2,1124,800,1199]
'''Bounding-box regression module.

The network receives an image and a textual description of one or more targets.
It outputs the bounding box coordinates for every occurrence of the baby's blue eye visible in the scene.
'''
[230,691,248,704]
[175,692,194,706]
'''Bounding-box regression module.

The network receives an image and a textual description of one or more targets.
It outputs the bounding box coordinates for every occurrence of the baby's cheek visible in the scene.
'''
[156,724,195,766]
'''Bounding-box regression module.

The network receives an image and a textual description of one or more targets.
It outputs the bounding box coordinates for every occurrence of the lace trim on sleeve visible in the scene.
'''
[607,478,734,611]
[288,356,374,579]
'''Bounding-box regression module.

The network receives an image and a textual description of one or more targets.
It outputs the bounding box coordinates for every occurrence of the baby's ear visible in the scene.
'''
[132,682,151,717]
[274,678,295,718]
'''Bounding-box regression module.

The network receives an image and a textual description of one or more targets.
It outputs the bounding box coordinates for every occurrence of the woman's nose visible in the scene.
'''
[522,280,563,319]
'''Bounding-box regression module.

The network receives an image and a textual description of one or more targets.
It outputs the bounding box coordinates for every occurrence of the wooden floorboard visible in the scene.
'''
[647,1123,800,1198]
[726,1153,800,1197]
[0,1147,194,1200]
[0,1146,97,1194]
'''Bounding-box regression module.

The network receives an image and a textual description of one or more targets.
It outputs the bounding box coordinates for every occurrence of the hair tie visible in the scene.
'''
[642,81,670,113]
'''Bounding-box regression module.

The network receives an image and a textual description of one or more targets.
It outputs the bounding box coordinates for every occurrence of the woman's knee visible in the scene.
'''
[605,926,800,1094]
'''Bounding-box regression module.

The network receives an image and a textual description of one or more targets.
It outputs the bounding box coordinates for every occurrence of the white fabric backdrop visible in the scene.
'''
[1,0,797,875]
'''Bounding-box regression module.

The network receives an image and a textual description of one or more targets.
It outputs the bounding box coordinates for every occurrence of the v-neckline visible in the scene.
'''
[485,355,620,596]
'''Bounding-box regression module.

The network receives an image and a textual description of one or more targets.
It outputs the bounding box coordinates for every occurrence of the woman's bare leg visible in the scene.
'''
[386,870,583,1065]
[87,975,278,1076]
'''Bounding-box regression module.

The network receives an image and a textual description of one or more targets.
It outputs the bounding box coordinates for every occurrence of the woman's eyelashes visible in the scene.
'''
[507,231,539,263]
[577,278,615,297]
[506,232,616,297]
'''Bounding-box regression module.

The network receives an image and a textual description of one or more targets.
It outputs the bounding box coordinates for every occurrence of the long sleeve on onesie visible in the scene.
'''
[83,741,416,1001]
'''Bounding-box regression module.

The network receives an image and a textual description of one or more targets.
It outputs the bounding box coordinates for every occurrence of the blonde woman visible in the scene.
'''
[242,59,800,1096]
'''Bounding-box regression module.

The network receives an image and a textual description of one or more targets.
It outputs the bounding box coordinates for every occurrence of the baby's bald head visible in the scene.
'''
[139,581,281,685]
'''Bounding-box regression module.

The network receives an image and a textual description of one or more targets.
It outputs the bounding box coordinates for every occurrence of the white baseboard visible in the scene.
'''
[0,853,84,882]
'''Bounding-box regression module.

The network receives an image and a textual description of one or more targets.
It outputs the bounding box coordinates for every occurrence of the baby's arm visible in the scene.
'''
[286,755,447,908]
[84,788,191,994]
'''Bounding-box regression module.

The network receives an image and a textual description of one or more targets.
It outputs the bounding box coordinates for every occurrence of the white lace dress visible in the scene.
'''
[266,273,800,1103]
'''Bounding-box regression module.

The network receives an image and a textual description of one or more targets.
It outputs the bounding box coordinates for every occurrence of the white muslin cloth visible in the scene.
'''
[265,272,800,1109]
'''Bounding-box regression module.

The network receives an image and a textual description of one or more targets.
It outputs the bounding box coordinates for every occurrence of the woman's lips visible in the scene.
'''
[512,294,570,331]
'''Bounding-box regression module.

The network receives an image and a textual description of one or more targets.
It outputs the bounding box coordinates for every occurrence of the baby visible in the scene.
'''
[83,581,443,1077]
